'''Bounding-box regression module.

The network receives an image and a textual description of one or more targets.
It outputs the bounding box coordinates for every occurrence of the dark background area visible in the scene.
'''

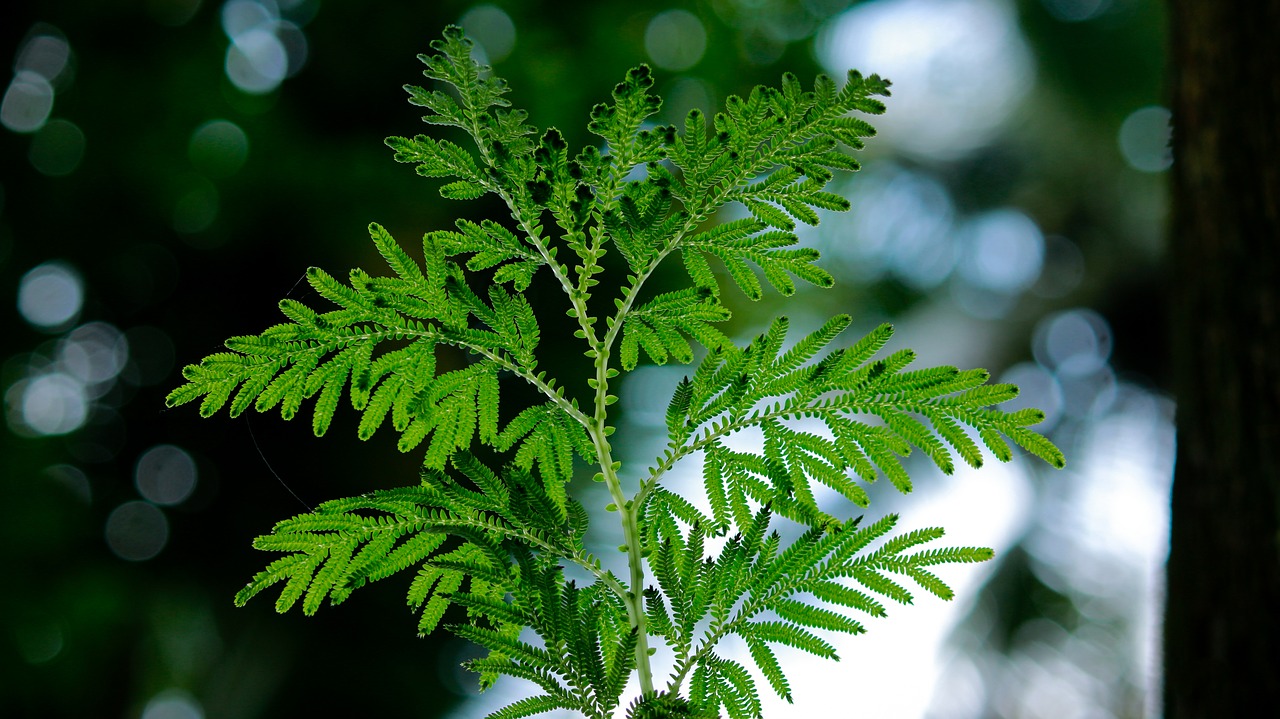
[1,1,1171,717]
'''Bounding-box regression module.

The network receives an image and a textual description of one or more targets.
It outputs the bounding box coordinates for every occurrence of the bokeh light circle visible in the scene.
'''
[226,29,289,94]
[1034,309,1113,377]
[105,501,169,562]
[28,118,86,176]
[662,77,715,123]
[14,615,64,664]
[173,181,220,234]
[1,71,55,133]
[59,322,129,385]
[46,464,92,503]
[461,5,517,64]
[20,373,88,435]
[135,444,199,506]
[837,166,956,288]
[141,689,205,719]
[957,209,1045,294]
[1118,106,1173,173]
[644,10,708,72]
[222,0,275,39]
[189,119,250,177]
[276,20,309,77]
[18,262,83,330]
[818,0,1033,160]
[16,34,72,83]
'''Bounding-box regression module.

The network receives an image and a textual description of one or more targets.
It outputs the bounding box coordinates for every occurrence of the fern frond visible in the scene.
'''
[386,134,487,198]
[177,28,1066,718]
[408,26,533,156]
[434,219,546,291]
[494,403,597,517]
[743,620,838,660]
[485,695,577,719]
[659,508,992,713]
[683,219,832,300]
[741,632,792,702]
[234,454,619,650]
[619,288,732,370]
[589,65,664,200]
[649,316,1064,539]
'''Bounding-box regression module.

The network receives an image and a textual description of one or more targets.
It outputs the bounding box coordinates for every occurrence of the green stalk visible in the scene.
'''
[589,338,655,697]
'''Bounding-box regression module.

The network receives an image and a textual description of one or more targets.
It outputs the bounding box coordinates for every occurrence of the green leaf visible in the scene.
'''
[741,633,792,702]
[440,180,487,200]
[174,28,1065,719]
[486,695,574,719]
[684,220,833,299]
[621,288,731,370]
[495,403,596,517]
[385,134,483,183]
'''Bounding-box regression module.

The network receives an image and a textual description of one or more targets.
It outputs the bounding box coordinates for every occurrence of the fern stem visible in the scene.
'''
[464,82,656,700]
[585,170,783,698]
[595,166,754,363]
[589,342,656,698]
[471,149,600,348]
[593,434,656,697]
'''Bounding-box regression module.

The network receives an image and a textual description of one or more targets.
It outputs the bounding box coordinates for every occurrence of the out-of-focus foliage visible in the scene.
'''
[1,1,1168,718]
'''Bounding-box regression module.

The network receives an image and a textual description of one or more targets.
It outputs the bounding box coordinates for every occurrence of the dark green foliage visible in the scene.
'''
[171,27,1062,718]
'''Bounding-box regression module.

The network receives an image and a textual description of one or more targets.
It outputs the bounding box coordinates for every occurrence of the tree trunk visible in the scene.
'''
[1164,1,1280,716]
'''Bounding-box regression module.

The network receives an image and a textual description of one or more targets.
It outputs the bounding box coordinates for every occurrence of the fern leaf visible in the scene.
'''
[494,403,596,518]
[175,29,1067,719]
[710,655,762,719]
[620,288,731,370]
[741,633,792,702]
[683,220,833,300]
[385,134,484,184]
[485,695,575,719]
[657,317,1064,540]
[438,219,545,292]
[588,65,664,186]
[851,567,914,606]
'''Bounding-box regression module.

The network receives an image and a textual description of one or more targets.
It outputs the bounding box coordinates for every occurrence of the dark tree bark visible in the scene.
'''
[1164,1,1280,716]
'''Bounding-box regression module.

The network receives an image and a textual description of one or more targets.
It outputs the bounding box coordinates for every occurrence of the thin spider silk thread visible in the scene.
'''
[247,415,313,511]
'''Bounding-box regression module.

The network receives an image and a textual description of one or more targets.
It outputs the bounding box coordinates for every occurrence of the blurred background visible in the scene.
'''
[0,1,1170,717]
